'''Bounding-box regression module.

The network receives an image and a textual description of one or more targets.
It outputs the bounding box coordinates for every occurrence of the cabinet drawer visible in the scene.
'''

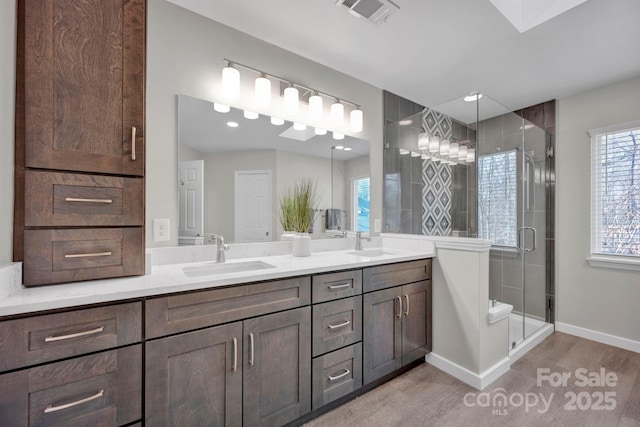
[0,345,142,427]
[146,276,311,339]
[312,296,362,357]
[312,269,362,303]
[363,259,432,292]
[312,343,362,410]
[23,228,144,286]
[24,170,144,227]
[0,302,141,373]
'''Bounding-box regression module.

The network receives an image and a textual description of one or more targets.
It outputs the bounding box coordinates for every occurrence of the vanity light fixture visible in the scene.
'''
[428,135,440,153]
[421,154,429,160]
[315,127,327,135]
[293,122,307,131]
[343,147,352,151]
[418,132,430,150]
[284,86,299,115]
[330,100,344,128]
[439,138,450,155]
[333,145,344,150]
[399,119,413,126]
[221,62,240,100]
[466,148,476,162]
[254,75,271,108]
[449,142,459,159]
[410,151,421,157]
[270,117,285,125]
[333,132,345,140]
[349,108,363,133]
[399,149,410,155]
[464,91,482,102]
[213,103,230,113]
[309,92,323,121]
[226,121,239,128]
[243,110,259,119]
[458,145,468,161]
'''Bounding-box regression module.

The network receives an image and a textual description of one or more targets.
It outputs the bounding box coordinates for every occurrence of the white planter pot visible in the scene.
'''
[292,233,311,257]
[280,231,296,241]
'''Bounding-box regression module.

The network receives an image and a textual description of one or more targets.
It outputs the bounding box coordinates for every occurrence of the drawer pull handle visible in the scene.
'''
[232,337,238,372]
[44,389,104,413]
[131,126,137,161]
[328,283,351,290]
[396,296,402,318]
[328,369,351,382]
[64,252,112,259]
[249,333,255,366]
[45,326,105,342]
[327,320,351,330]
[404,294,410,316]
[65,197,113,204]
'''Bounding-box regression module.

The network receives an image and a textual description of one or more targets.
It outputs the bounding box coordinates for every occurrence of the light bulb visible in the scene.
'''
[315,127,327,135]
[331,101,344,128]
[254,76,271,108]
[293,122,306,131]
[309,94,323,121]
[349,108,363,133]
[221,66,239,100]
[428,135,440,153]
[213,103,230,113]
[333,132,344,140]
[458,145,468,161]
[270,117,284,126]
[418,132,430,150]
[244,110,258,119]
[284,86,299,115]
[439,138,450,156]
[449,142,459,158]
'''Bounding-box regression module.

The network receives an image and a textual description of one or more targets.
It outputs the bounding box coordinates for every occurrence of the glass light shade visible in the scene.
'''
[293,122,306,131]
[284,86,299,115]
[314,127,327,135]
[467,148,476,162]
[243,110,259,119]
[221,66,240,100]
[333,132,344,140]
[439,138,450,155]
[343,147,352,151]
[334,145,344,150]
[418,132,430,150]
[254,76,271,108]
[330,102,344,128]
[226,121,238,128]
[213,103,230,113]
[449,142,459,158]
[410,151,421,157]
[399,149,410,155]
[349,108,363,133]
[428,135,440,153]
[458,145,468,161]
[309,94,323,121]
[421,154,429,160]
[431,156,441,162]
[270,116,285,125]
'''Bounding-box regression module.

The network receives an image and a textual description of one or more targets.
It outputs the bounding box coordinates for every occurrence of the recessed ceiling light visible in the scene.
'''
[270,117,285,125]
[398,119,413,126]
[214,103,230,113]
[315,127,327,135]
[293,122,306,131]
[244,110,259,119]
[464,92,483,102]
[227,121,239,128]
[334,145,344,150]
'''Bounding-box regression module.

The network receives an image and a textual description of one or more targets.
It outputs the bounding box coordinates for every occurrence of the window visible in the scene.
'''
[590,122,640,262]
[353,177,370,232]
[478,151,517,247]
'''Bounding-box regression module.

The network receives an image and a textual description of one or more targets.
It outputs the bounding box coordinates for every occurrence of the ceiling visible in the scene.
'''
[167,0,640,113]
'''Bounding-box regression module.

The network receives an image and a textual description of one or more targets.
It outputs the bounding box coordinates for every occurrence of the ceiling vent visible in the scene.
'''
[335,0,399,26]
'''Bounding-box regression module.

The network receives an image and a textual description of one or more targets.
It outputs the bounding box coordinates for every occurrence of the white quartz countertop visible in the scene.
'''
[0,246,435,318]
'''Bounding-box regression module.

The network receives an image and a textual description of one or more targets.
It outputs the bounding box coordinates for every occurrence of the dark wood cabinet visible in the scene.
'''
[243,307,311,427]
[15,0,146,286]
[145,322,243,426]
[401,280,432,365]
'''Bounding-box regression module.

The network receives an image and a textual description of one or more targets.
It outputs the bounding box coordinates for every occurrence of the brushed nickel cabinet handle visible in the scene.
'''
[232,337,238,372]
[404,294,410,316]
[44,389,104,413]
[65,197,113,204]
[328,369,351,381]
[328,282,351,290]
[64,252,112,259]
[396,296,402,318]
[45,326,105,342]
[249,333,255,366]
[131,127,137,161]
[327,320,351,330]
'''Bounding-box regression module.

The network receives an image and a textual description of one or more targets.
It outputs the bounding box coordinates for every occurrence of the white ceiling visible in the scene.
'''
[167,0,640,113]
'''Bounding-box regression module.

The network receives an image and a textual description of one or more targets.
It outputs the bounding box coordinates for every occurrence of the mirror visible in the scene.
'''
[177,94,370,245]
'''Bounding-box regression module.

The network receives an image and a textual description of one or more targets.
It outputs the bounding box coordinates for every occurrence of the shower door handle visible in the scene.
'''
[519,226,536,252]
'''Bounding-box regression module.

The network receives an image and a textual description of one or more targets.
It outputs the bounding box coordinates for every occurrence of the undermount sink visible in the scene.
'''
[183,260,276,277]
[346,249,394,257]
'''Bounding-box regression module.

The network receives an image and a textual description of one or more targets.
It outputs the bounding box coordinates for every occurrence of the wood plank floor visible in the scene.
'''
[305,332,640,427]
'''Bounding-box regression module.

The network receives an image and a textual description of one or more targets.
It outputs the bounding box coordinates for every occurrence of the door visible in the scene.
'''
[178,160,204,238]
[401,280,432,365]
[235,170,272,243]
[23,0,145,176]
[243,307,311,427]
[363,287,402,385]
[145,322,243,427]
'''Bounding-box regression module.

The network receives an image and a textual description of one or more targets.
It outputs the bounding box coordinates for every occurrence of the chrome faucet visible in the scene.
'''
[355,231,370,251]
[212,234,229,263]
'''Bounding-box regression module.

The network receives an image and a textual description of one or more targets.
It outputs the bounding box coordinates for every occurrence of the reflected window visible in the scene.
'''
[353,177,370,231]
[478,151,517,247]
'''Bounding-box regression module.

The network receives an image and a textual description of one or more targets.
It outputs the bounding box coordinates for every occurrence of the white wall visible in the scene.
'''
[556,75,640,342]
[0,1,16,265]
[148,0,383,247]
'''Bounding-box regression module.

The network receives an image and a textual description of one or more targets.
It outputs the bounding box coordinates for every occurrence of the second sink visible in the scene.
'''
[183,260,276,277]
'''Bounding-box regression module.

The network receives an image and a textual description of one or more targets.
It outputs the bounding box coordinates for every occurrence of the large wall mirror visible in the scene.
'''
[177,94,370,245]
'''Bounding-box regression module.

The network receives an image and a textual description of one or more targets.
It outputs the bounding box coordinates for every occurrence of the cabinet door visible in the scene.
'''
[243,307,311,427]
[145,323,242,427]
[401,280,432,365]
[22,0,145,176]
[363,287,402,385]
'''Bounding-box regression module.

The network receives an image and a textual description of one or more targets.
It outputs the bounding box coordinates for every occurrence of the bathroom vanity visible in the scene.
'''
[0,250,432,426]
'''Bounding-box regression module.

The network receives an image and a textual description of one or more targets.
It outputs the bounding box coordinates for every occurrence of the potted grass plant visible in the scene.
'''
[279,178,319,256]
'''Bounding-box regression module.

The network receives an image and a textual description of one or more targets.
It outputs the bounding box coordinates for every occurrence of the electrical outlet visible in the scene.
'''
[153,219,170,242]
[374,219,381,233]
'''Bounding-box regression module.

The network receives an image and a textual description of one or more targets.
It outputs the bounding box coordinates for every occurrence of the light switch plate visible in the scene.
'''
[153,219,170,241]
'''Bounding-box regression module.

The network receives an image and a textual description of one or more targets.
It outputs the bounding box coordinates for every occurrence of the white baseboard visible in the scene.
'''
[555,322,640,353]
[426,353,511,390]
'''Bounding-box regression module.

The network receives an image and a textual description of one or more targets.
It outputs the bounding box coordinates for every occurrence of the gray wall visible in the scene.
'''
[556,75,640,342]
